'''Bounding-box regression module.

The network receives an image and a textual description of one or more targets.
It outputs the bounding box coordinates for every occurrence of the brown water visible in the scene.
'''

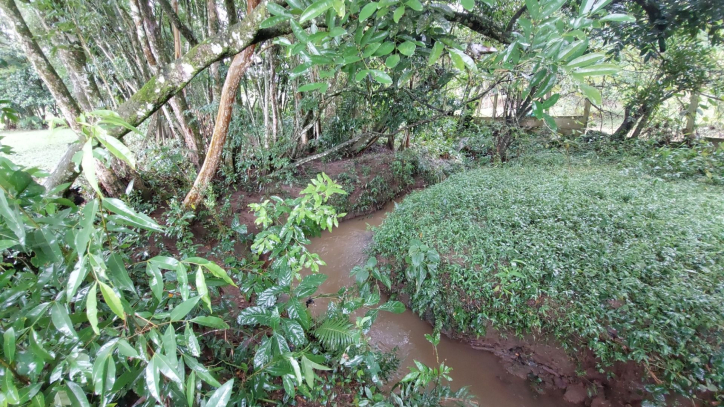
[305,201,566,407]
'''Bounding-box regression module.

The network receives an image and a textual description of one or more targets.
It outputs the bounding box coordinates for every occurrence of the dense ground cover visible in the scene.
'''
[0,129,75,172]
[371,163,724,400]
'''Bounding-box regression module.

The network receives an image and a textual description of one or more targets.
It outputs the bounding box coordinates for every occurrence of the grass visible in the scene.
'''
[371,162,724,399]
[0,128,76,172]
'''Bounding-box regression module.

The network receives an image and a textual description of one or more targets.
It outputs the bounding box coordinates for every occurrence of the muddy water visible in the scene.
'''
[305,201,566,407]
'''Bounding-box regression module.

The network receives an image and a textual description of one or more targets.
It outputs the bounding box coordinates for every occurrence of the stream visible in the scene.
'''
[305,200,566,406]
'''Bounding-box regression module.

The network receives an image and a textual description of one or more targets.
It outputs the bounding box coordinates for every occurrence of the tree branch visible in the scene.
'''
[158,0,198,46]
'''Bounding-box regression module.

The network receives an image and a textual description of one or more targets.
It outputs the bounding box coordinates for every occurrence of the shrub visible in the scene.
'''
[371,165,724,400]
[643,141,724,185]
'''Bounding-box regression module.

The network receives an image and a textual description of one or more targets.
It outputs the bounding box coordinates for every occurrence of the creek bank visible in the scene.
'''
[388,288,643,406]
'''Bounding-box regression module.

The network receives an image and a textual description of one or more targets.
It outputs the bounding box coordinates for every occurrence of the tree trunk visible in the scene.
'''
[208,0,222,101]
[44,0,284,189]
[183,0,260,209]
[684,91,699,141]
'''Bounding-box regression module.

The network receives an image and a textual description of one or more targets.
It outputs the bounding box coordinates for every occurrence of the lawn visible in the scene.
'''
[0,128,76,172]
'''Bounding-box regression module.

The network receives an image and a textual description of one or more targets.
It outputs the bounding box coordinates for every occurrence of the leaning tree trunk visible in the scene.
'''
[183,0,261,210]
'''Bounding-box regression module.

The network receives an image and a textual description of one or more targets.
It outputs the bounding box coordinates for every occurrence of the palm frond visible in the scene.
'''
[313,317,356,350]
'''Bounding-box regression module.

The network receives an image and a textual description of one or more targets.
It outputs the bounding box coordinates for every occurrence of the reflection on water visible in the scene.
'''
[304,201,566,407]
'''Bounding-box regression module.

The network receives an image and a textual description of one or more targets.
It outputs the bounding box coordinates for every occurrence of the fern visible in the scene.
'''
[313,317,356,350]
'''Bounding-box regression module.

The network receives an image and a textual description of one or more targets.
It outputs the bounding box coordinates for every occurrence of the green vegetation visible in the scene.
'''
[0,129,76,172]
[372,163,724,398]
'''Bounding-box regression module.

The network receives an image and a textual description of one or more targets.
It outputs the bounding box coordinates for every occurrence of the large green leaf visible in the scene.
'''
[170,296,201,321]
[393,6,405,22]
[87,283,99,335]
[580,83,602,105]
[50,302,78,339]
[3,327,15,363]
[448,49,476,71]
[572,63,619,76]
[103,198,163,232]
[190,316,230,329]
[378,300,405,313]
[369,70,392,84]
[295,273,327,297]
[359,2,379,21]
[565,52,604,68]
[81,140,100,195]
[397,41,416,56]
[205,379,234,407]
[300,0,334,22]
[183,355,222,387]
[461,0,474,11]
[99,281,125,320]
[95,133,136,169]
[428,41,444,66]
[385,54,401,68]
[0,189,24,245]
[237,306,272,326]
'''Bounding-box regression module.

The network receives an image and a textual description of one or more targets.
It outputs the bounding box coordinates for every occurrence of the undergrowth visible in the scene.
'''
[371,164,724,403]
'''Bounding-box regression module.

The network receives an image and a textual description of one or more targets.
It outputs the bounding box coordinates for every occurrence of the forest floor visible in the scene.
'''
[0,128,75,172]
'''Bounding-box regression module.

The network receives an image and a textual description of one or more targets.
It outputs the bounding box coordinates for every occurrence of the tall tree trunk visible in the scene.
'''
[208,0,222,101]
[685,91,699,141]
[183,0,260,210]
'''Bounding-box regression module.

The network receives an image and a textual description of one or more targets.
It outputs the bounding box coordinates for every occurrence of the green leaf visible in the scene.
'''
[87,283,99,335]
[295,273,327,297]
[147,263,164,301]
[196,266,211,312]
[566,53,605,68]
[298,82,329,92]
[379,300,405,313]
[103,198,163,232]
[405,0,422,11]
[525,0,540,20]
[385,54,401,68]
[461,0,474,11]
[237,306,272,326]
[290,20,310,43]
[580,83,602,105]
[170,296,202,321]
[600,13,635,22]
[146,355,161,403]
[51,302,78,339]
[301,355,331,389]
[397,41,416,56]
[0,190,25,246]
[261,15,290,29]
[99,281,125,320]
[355,69,370,82]
[428,41,444,66]
[572,63,619,76]
[186,371,196,407]
[95,133,136,169]
[3,327,15,363]
[534,73,557,98]
[190,316,230,329]
[370,70,392,84]
[203,379,234,407]
[185,323,201,357]
[183,355,222,387]
[282,319,307,346]
[108,253,135,292]
[29,330,53,362]
[300,0,334,22]
[267,2,294,17]
[289,356,303,385]
[448,48,476,71]
[393,5,405,22]
[154,353,182,384]
[374,41,395,56]
[313,317,355,350]
[66,382,90,407]
[359,2,379,21]
[82,140,100,195]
